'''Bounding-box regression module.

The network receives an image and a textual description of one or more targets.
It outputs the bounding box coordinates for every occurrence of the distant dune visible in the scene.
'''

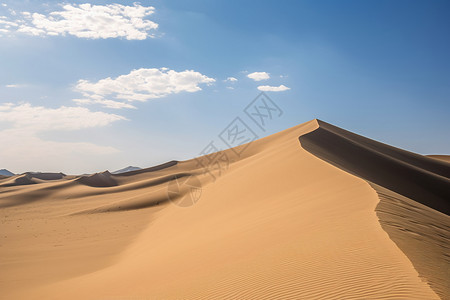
[0,169,14,176]
[111,166,142,175]
[0,172,67,188]
[75,171,118,188]
[0,119,448,299]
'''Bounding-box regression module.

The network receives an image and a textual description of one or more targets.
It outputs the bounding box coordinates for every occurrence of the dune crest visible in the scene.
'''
[428,155,450,163]
[299,120,450,214]
[299,120,450,299]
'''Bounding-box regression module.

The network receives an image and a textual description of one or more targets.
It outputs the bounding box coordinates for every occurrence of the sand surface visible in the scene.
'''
[0,119,447,299]
[429,155,450,163]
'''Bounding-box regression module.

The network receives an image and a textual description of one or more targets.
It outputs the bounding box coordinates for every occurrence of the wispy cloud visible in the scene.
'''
[5,84,22,88]
[0,102,125,172]
[75,68,215,108]
[73,98,137,109]
[257,84,290,92]
[0,102,125,131]
[247,71,270,81]
[0,17,18,34]
[225,77,238,82]
[1,3,158,40]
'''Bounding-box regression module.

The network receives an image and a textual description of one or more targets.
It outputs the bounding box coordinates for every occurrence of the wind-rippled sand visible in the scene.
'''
[1,119,448,299]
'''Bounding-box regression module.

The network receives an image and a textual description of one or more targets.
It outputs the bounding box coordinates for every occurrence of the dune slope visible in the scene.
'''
[299,120,450,299]
[0,119,445,299]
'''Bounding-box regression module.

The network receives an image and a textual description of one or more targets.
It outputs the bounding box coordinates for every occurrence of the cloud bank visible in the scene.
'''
[0,102,125,173]
[1,3,158,40]
[0,102,125,131]
[75,68,215,108]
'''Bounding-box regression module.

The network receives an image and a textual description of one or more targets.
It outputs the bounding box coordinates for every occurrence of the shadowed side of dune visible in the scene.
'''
[0,174,37,187]
[299,120,450,299]
[25,172,66,180]
[0,172,68,188]
[71,173,195,215]
[71,192,169,215]
[75,171,118,187]
[373,184,450,298]
[299,120,450,215]
[0,180,76,208]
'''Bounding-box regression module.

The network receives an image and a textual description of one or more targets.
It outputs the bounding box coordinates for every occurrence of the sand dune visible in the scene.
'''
[0,173,37,187]
[0,172,67,188]
[26,172,66,181]
[114,160,178,176]
[429,155,450,163]
[0,119,447,299]
[299,120,450,299]
[75,171,118,187]
[299,120,450,214]
[374,184,450,298]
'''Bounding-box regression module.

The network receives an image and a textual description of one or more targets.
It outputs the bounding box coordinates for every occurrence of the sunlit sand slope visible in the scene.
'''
[0,119,443,299]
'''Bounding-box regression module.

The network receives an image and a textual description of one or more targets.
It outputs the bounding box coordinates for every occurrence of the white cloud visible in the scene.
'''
[0,103,126,172]
[17,25,44,36]
[257,84,290,92]
[75,68,215,107]
[0,128,119,157]
[0,103,125,131]
[0,18,18,30]
[247,71,270,81]
[225,77,237,82]
[0,103,125,173]
[0,128,120,173]
[5,84,22,88]
[10,3,158,40]
[73,98,136,109]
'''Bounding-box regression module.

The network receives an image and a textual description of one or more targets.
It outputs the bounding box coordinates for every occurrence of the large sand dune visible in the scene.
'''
[0,119,448,299]
[299,120,450,298]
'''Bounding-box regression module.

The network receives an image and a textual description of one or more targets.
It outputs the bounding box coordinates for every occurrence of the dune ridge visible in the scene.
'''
[428,155,450,163]
[0,119,445,299]
[299,119,450,299]
[0,172,67,188]
[299,120,450,214]
[113,160,178,176]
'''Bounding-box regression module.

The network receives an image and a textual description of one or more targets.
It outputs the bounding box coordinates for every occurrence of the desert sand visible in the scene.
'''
[0,119,448,299]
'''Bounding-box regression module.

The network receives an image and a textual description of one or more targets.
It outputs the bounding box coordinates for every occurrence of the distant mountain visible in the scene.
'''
[0,169,14,176]
[111,166,142,174]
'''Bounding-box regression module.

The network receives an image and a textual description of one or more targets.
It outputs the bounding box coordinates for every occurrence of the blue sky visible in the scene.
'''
[0,0,449,174]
